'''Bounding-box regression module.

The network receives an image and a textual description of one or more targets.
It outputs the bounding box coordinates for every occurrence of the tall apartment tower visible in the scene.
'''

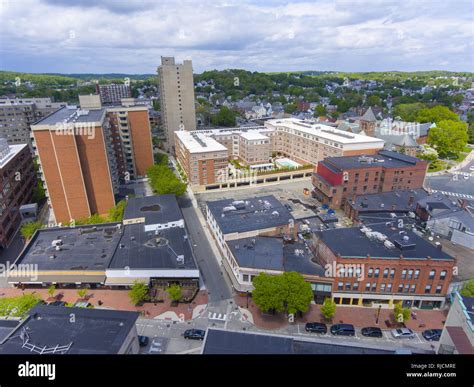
[157,57,196,151]
[31,95,153,224]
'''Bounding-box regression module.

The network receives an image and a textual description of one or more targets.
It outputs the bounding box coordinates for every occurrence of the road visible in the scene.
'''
[425,159,474,199]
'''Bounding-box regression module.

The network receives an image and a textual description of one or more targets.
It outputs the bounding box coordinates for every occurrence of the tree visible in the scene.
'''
[394,303,411,323]
[108,200,127,222]
[284,102,298,114]
[147,165,187,196]
[366,94,382,107]
[129,281,149,305]
[320,298,336,319]
[252,272,313,315]
[314,104,327,117]
[77,288,88,299]
[211,106,236,127]
[393,103,426,121]
[427,120,468,159]
[460,279,474,297]
[167,284,182,302]
[416,105,460,124]
[47,285,56,298]
[20,221,43,240]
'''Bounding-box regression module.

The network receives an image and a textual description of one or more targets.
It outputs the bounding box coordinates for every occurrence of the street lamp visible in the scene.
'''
[376,305,382,325]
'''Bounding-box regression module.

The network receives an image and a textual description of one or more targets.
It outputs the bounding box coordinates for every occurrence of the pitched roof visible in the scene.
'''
[361,106,377,122]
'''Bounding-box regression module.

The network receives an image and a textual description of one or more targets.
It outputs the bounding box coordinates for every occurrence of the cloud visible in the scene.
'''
[0,0,472,73]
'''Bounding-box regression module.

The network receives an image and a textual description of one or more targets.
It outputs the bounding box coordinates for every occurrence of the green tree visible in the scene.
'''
[47,285,56,298]
[108,200,127,222]
[394,303,411,323]
[284,102,298,114]
[393,103,426,121]
[20,221,43,240]
[320,298,336,319]
[366,94,382,107]
[77,288,88,299]
[252,272,313,315]
[129,281,149,305]
[0,294,43,317]
[167,284,182,302]
[314,104,327,117]
[147,165,187,196]
[460,279,474,297]
[427,120,468,158]
[416,105,460,124]
[211,106,237,127]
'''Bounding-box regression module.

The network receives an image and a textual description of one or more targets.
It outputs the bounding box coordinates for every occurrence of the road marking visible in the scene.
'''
[431,190,474,200]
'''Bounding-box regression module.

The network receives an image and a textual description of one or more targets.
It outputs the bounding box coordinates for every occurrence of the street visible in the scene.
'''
[425,159,474,199]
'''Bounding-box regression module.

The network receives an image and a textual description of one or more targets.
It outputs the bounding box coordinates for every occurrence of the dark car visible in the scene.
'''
[184,329,206,340]
[48,300,67,307]
[138,335,149,347]
[422,329,442,342]
[361,326,383,338]
[305,322,327,334]
[330,324,355,336]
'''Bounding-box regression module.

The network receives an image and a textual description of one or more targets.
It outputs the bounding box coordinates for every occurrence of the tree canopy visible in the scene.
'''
[416,105,460,124]
[211,106,237,127]
[147,164,187,196]
[427,120,468,159]
[460,279,474,297]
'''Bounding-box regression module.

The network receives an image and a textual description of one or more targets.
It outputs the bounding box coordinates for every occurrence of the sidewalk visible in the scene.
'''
[0,287,208,320]
[234,295,448,332]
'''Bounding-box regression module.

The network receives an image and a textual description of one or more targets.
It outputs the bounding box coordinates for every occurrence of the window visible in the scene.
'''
[414,269,420,279]
[338,282,344,291]
[398,284,403,293]
[390,269,395,279]
[440,270,447,280]
[425,285,432,294]
[374,268,380,278]
[429,270,436,280]
[410,284,416,293]
[352,282,359,291]
[380,283,386,292]
[401,269,407,279]
[368,268,373,278]
[371,283,377,292]
[408,270,413,280]
[243,274,249,282]
[345,282,352,291]
[436,285,442,294]
[404,284,410,293]
[387,283,393,292]
[383,268,389,279]
[365,283,371,291]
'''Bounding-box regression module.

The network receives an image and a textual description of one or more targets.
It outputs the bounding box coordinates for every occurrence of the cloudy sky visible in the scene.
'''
[0,0,473,74]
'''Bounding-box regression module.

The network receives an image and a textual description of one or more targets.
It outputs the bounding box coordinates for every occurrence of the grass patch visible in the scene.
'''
[0,294,43,317]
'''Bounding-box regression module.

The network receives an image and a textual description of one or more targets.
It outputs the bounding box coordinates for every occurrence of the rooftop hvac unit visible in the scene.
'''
[384,240,395,249]
[51,239,63,247]
[223,205,237,213]
[176,255,185,264]
[390,213,397,218]
[272,210,280,217]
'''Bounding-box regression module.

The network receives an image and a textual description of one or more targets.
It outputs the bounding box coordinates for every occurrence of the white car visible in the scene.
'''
[391,328,415,339]
[469,165,474,172]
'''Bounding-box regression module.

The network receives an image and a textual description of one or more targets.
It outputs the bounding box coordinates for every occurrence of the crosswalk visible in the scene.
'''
[431,190,474,200]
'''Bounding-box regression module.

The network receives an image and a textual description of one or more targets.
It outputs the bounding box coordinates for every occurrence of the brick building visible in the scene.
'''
[312,223,456,309]
[312,150,428,209]
[0,139,35,248]
[96,83,132,105]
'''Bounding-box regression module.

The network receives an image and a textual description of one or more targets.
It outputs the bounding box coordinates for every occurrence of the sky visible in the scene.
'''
[0,0,473,74]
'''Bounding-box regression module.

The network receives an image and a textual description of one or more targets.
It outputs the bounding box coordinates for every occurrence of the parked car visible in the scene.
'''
[48,300,67,307]
[138,335,150,347]
[330,324,355,336]
[183,329,206,340]
[361,327,383,338]
[305,322,327,334]
[73,301,92,308]
[391,328,415,339]
[422,329,442,342]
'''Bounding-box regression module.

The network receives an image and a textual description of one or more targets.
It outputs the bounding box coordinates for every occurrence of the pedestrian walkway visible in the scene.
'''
[430,190,474,199]
[234,296,448,332]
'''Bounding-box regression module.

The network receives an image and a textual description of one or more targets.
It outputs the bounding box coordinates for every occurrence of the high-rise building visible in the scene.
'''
[0,97,66,149]
[30,96,153,224]
[96,83,132,105]
[0,138,36,248]
[157,57,196,151]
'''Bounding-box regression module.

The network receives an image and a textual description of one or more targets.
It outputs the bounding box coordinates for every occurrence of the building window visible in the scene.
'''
[414,269,420,279]
[352,282,359,291]
[435,285,442,294]
[383,268,389,279]
[338,282,344,291]
[404,284,410,293]
[429,270,436,280]
[425,285,432,294]
[410,284,416,293]
[440,270,447,280]
[365,283,371,291]
[407,270,413,280]
[401,269,407,279]
[368,268,373,278]
[371,283,377,292]
[243,274,249,282]
[345,282,351,291]
[374,268,380,278]
[387,283,393,292]
[398,284,403,293]
[380,283,386,292]
[390,269,395,279]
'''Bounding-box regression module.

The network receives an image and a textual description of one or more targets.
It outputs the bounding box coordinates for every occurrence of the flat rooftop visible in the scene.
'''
[317,223,455,261]
[239,131,269,141]
[0,143,28,169]
[175,131,227,153]
[108,223,197,270]
[123,194,183,225]
[265,118,385,145]
[33,106,105,126]
[14,223,122,271]
[227,237,324,276]
[202,329,409,355]
[321,150,423,171]
[0,306,139,354]
[348,189,429,213]
[207,195,293,234]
